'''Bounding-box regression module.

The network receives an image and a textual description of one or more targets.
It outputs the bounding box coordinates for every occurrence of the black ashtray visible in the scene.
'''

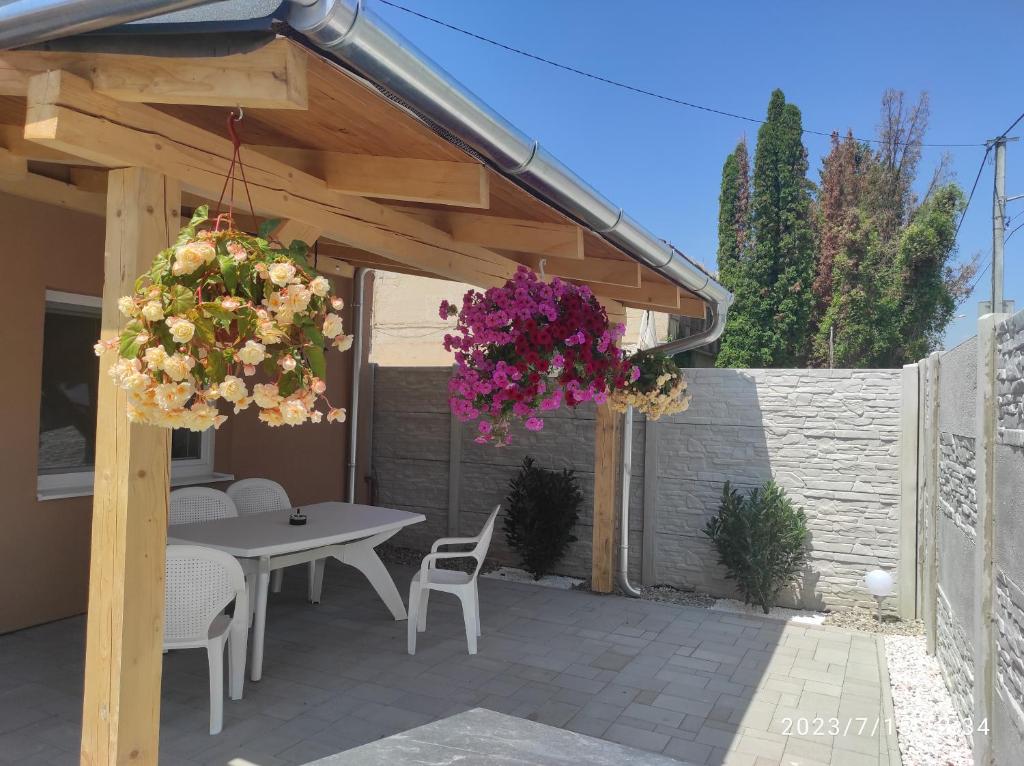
[289,510,307,526]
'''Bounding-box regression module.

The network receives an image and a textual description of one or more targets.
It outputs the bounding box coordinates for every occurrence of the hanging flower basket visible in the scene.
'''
[609,348,690,420]
[440,266,636,445]
[95,205,353,431]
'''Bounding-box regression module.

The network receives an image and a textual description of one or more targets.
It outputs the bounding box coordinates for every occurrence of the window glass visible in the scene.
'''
[38,296,206,475]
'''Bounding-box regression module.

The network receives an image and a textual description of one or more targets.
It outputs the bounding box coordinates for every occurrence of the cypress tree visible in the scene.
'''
[718,90,815,367]
[716,138,750,291]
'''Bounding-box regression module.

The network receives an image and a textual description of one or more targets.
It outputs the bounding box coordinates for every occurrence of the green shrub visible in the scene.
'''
[703,480,810,613]
[504,456,583,579]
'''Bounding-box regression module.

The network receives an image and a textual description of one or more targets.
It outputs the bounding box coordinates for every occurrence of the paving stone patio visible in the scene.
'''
[0,561,900,765]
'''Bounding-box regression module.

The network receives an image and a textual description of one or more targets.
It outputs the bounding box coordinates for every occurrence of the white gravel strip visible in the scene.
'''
[481,566,583,590]
[884,634,973,765]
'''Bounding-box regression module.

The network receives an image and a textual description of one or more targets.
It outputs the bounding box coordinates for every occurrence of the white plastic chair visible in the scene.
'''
[408,505,501,656]
[226,478,323,599]
[169,487,238,525]
[164,545,249,735]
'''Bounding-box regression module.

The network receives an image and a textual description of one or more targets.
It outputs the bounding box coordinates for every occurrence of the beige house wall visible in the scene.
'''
[0,192,363,634]
[368,271,672,367]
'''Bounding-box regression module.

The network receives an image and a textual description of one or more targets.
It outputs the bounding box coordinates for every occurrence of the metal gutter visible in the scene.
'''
[286,0,732,342]
[0,0,220,50]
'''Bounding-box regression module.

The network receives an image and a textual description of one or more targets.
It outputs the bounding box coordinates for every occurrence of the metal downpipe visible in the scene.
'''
[617,405,642,597]
[0,0,218,50]
[618,304,727,598]
[346,267,368,503]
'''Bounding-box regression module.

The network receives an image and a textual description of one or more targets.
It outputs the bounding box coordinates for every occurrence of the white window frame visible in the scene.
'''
[36,290,231,500]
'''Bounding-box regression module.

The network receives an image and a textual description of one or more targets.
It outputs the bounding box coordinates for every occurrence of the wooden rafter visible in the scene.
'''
[588,279,681,312]
[444,212,584,260]
[23,70,520,290]
[253,145,489,208]
[0,39,308,109]
[0,147,105,215]
[515,253,640,288]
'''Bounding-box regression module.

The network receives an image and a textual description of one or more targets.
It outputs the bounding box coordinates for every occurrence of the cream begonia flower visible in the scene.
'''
[333,334,354,352]
[144,345,168,370]
[257,321,287,344]
[284,285,312,313]
[167,318,195,344]
[219,375,248,403]
[118,296,137,317]
[171,240,216,276]
[154,382,194,410]
[252,383,283,409]
[326,407,346,423]
[142,301,164,322]
[237,339,267,366]
[163,353,195,382]
[258,408,285,427]
[310,276,330,298]
[279,398,308,426]
[268,262,297,287]
[322,313,344,339]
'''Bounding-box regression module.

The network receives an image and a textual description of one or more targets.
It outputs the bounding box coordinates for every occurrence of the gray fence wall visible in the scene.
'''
[919,309,1024,765]
[371,366,905,613]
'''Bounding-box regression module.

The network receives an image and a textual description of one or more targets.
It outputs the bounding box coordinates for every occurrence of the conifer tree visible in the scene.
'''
[718,90,815,367]
[716,138,750,290]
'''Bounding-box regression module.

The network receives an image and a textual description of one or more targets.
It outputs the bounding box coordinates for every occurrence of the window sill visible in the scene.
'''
[37,472,235,502]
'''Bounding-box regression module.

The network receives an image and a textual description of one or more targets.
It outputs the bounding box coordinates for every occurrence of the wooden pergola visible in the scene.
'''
[1,36,715,764]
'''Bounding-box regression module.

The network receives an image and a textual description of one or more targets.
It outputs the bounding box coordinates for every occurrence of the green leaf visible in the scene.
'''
[302,323,324,346]
[153,322,176,354]
[118,320,144,358]
[216,253,239,293]
[258,218,281,240]
[205,348,227,383]
[278,369,300,397]
[201,301,235,326]
[288,241,310,268]
[304,345,326,379]
[149,248,172,283]
[190,205,209,227]
[167,284,195,316]
[193,315,216,345]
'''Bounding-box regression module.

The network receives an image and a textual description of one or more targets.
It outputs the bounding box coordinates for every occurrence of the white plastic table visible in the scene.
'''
[168,501,424,681]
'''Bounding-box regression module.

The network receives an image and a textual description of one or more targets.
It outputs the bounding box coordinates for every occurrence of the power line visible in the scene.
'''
[954,146,992,245]
[1001,110,1024,138]
[378,0,984,149]
[1007,220,1024,244]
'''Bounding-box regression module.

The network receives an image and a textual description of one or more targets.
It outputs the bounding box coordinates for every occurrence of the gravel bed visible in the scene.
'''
[634,584,716,608]
[825,608,924,636]
[885,634,973,765]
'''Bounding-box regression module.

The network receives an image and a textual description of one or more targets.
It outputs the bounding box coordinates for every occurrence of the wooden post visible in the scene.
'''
[81,168,180,765]
[592,403,621,593]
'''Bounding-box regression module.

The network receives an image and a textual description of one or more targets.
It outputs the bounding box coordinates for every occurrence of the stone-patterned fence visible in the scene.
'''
[370,366,909,613]
[917,309,1024,765]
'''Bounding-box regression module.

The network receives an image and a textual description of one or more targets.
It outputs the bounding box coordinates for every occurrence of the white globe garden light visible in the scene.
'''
[864,569,894,623]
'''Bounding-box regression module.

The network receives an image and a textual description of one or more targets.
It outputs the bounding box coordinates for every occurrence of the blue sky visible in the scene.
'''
[372,0,1024,350]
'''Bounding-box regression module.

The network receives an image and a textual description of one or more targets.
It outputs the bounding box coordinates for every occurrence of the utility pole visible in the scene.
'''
[988,135,1019,314]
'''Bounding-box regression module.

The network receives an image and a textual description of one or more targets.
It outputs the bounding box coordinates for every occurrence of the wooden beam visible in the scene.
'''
[81,167,178,764]
[515,253,640,287]
[0,124,106,165]
[0,147,105,215]
[590,279,681,312]
[318,256,356,280]
[24,70,517,290]
[252,146,489,208]
[271,220,323,247]
[445,212,584,259]
[677,294,709,320]
[318,242,435,279]
[0,38,307,109]
[592,403,621,593]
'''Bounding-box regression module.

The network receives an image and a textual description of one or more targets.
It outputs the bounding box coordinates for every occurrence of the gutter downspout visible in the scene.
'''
[347,267,368,503]
[617,304,727,597]
[0,0,218,49]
